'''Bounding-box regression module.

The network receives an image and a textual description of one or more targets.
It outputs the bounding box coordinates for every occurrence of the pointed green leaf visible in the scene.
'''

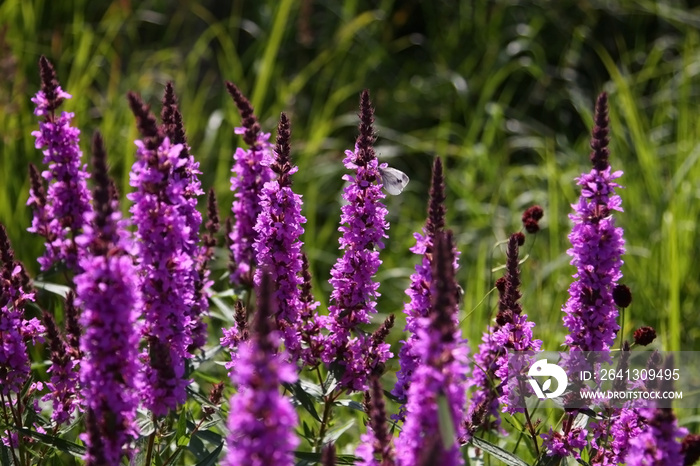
[333,399,365,412]
[193,442,223,466]
[17,428,86,457]
[469,436,531,466]
[293,451,358,465]
[285,381,322,422]
[437,395,457,449]
[322,419,355,445]
[176,409,189,447]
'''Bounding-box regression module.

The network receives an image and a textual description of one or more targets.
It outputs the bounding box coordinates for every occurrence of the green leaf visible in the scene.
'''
[176,409,189,447]
[534,454,563,466]
[323,372,339,395]
[193,442,223,466]
[189,345,224,372]
[187,434,207,460]
[16,428,86,457]
[285,381,322,422]
[333,399,365,413]
[188,420,223,446]
[383,389,403,403]
[437,395,456,449]
[293,451,358,465]
[469,436,531,466]
[322,419,355,445]
[1,445,12,466]
[301,420,316,441]
[210,296,235,322]
[163,448,184,465]
[299,379,324,399]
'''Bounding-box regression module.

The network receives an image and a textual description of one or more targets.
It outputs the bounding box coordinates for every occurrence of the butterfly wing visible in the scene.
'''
[379,167,409,195]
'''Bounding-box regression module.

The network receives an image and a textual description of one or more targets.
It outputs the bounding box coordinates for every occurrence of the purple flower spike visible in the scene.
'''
[396,231,469,466]
[394,157,452,419]
[127,92,195,416]
[29,56,93,272]
[562,93,625,362]
[625,409,686,464]
[540,428,588,459]
[356,376,396,466]
[75,133,141,465]
[626,356,688,466]
[0,225,44,397]
[321,90,392,392]
[41,311,80,425]
[223,271,299,466]
[160,83,207,352]
[226,82,275,287]
[492,234,542,414]
[252,112,307,358]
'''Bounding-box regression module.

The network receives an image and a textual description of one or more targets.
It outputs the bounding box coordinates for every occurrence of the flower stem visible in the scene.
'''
[145,413,157,465]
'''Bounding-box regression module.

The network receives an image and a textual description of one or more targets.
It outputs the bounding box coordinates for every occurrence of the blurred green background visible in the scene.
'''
[1,0,700,460]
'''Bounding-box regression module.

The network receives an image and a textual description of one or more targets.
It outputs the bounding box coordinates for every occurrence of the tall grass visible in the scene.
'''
[1,0,699,463]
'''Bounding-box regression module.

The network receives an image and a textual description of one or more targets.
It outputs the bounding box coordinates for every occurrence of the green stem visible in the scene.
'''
[144,414,157,465]
[0,392,21,466]
[162,416,208,466]
[517,379,540,457]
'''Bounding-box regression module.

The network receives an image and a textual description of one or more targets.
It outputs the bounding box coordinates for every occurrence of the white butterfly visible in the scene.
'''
[379,166,409,195]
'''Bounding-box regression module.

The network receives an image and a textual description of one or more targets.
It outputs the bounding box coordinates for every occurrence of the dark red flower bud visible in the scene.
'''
[612,284,632,308]
[633,326,656,346]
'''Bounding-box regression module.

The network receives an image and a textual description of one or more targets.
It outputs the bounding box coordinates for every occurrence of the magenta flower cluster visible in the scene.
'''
[127,91,203,416]
[395,232,469,466]
[29,57,93,272]
[75,134,142,464]
[320,91,392,391]
[226,82,275,287]
[393,157,448,419]
[0,227,44,397]
[252,112,307,357]
[223,273,299,466]
[13,59,696,466]
[562,93,625,360]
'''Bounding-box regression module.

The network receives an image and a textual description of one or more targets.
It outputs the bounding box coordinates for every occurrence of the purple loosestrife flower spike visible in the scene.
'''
[223,271,299,466]
[221,301,251,376]
[493,233,542,414]
[127,92,196,416]
[160,83,207,352]
[298,252,323,366]
[252,112,307,358]
[74,133,141,465]
[64,291,82,358]
[0,225,44,397]
[588,342,643,465]
[562,92,625,366]
[41,310,80,425]
[29,56,92,272]
[626,356,688,466]
[394,158,447,417]
[189,188,220,351]
[356,376,396,466]
[396,231,469,466]
[321,90,392,391]
[226,82,275,287]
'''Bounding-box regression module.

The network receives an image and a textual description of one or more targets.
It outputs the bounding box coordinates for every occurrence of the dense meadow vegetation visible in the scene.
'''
[1,0,700,465]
